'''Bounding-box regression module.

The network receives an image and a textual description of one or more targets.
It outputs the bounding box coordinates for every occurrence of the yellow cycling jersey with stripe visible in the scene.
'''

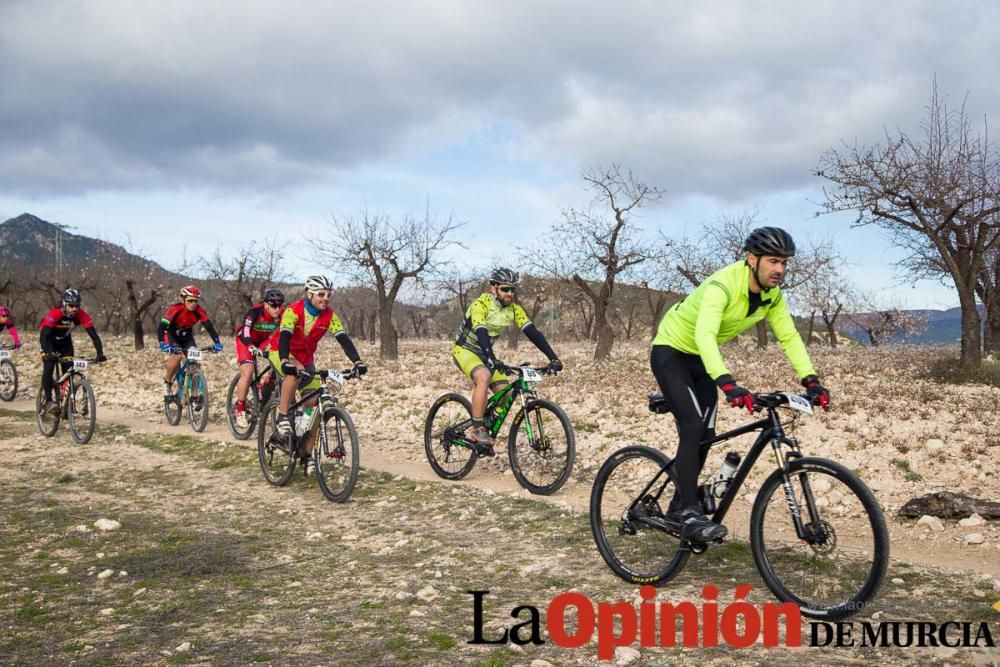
[652,260,816,381]
[279,305,345,337]
[454,293,531,356]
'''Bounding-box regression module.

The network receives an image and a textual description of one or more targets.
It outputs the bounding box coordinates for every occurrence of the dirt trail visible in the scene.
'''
[5,395,998,580]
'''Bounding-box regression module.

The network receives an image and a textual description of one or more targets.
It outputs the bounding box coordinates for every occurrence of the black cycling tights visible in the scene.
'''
[650,345,718,510]
[42,341,74,402]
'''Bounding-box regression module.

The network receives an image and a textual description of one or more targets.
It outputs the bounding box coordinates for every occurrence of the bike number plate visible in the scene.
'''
[781,392,813,414]
[0,350,9,360]
[521,367,543,384]
[186,348,203,361]
[326,370,344,384]
[73,359,88,371]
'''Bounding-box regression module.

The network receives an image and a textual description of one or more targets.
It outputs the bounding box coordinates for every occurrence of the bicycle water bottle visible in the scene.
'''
[295,407,315,437]
[713,451,741,498]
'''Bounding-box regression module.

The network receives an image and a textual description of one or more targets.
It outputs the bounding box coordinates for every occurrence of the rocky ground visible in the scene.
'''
[1,337,998,665]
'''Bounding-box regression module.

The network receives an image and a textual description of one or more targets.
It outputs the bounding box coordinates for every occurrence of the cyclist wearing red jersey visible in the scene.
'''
[0,305,22,349]
[157,286,223,401]
[266,276,367,462]
[232,288,285,429]
[38,289,107,413]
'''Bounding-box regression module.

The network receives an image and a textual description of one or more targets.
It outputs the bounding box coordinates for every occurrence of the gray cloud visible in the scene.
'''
[1,1,998,199]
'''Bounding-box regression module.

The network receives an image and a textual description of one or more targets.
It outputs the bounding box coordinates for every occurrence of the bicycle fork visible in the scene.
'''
[772,440,827,545]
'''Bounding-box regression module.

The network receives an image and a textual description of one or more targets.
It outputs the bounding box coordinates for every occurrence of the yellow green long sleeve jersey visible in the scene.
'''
[652,260,816,381]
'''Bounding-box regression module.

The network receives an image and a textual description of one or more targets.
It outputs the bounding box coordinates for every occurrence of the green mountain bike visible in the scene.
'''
[424,364,575,495]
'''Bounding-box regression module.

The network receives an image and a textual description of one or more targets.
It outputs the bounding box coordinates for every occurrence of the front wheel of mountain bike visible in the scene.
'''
[187,367,209,433]
[36,384,60,437]
[750,456,889,620]
[257,398,296,486]
[226,372,258,440]
[67,375,97,444]
[508,398,575,495]
[164,373,182,426]
[0,359,18,401]
[590,445,690,585]
[314,405,360,503]
[424,393,478,480]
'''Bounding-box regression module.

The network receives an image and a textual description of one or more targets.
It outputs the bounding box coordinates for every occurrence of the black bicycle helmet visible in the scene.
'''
[263,288,285,306]
[489,267,519,286]
[62,288,82,306]
[743,227,796,257]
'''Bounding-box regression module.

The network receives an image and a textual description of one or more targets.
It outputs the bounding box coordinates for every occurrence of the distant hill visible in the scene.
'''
[0,212,185,283]
[839,306,981,345]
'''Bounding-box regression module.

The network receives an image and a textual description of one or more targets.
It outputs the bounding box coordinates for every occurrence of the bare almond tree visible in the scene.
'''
[845,291,929,346]
[816,80,1000,365]
[530,164,664,360]
[198,237,291,330]
[316,205,463,360]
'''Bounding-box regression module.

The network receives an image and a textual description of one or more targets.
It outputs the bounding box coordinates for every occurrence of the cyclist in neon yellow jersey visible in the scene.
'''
[452,268,562,453]
[651,227,830,543]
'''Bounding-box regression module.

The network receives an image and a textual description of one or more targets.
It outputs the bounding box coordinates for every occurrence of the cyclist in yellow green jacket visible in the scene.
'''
[651,227,830,543]
[452,268,562,453]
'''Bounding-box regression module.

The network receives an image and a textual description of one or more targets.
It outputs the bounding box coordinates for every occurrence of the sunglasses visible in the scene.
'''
[265,301,284,308]
[64,304,79,309]
[497,286,516,294]
[311,291,330,299]
[184,298,199,304]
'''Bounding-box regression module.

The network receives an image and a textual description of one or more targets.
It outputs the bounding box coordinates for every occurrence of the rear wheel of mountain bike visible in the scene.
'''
[187,367,209,432]
[590,445,690,584]
[36,384,60,437]
[0,359,18,401]
[424,393,478,480]
[751,456,889,620]
[257,398,296,486]
[67,375,97,444]
[314,406,360,503]
[164,373,182,426]
[226,372,258,440]
[508,398,575,495]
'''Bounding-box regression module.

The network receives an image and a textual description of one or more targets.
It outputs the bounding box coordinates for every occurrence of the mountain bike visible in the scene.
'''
[257,368,361,503]
[225,354,278,439]
[164,346,217,432]
[0,345,18,402]
[590,391,888,620]
[424,363,575,495]
[36,355,102,444]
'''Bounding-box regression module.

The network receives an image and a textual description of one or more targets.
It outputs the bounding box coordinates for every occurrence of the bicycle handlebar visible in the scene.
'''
[502,363,558,377]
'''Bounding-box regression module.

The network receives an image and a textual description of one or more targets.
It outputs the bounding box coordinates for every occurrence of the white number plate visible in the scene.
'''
[781,392,813,415]
[186,348,203,361]
[326,370,344,384]
[521,367,543,384]
[0,350,9,360]
[73,359,88,371]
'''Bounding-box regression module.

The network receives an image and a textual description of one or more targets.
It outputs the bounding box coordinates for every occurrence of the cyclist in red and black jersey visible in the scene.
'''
[0,305,22,349]
[38,289,107,413]
[232,288,285,428]
[157,285,223,400]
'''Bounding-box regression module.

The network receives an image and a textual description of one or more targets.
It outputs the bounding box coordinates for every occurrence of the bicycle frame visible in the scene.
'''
[443,368,546,447]
[634,398,814,541]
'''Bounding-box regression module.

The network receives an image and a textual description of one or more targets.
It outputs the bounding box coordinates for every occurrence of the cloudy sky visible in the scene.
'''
[1,1,998,308]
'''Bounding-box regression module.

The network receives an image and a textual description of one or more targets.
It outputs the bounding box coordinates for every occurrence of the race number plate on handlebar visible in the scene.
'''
[781,392,813,415]
[0,350,9,360]
[186,348,203,361]
[521,367,543,384]
[73,359,88,371]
